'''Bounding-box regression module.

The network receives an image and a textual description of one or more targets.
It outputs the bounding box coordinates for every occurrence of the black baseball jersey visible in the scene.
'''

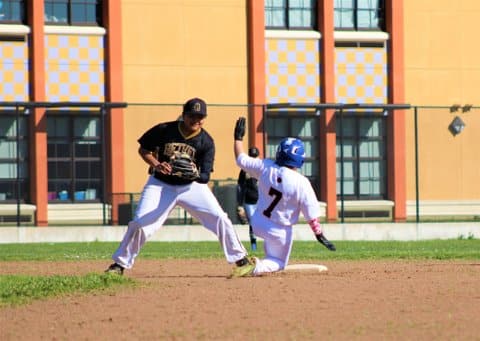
[138,121,215,185]
[237,170,259,204]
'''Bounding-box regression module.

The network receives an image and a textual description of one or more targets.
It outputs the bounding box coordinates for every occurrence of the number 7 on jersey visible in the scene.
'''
[263,187,282,218]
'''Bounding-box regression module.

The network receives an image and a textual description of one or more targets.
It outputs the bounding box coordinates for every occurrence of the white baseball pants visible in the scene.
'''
[113,176,247,269]
[250,213,294,274]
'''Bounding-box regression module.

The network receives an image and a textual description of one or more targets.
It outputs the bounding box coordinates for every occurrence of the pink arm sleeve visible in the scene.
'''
[308,218,322,235]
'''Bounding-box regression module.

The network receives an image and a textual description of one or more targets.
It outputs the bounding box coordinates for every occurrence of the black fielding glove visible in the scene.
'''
[316,233,336,251]
[234,117,246,141]
[169,152,200,181]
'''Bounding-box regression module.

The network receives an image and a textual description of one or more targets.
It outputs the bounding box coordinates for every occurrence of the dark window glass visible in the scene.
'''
[75,160,101,178]
[336,113,387,199]
[0,113,29,203]
[334,0,385,31]
[45,0,102,26]
[75,142,99,157]
[265,0,317,30]
[0,0,25,24]
[47,113,102,202]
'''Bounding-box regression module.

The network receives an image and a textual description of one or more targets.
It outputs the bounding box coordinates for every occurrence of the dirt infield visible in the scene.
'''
[1,259,479,340]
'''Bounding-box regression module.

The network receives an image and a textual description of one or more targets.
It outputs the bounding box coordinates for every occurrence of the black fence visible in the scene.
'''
[1,101,479,226]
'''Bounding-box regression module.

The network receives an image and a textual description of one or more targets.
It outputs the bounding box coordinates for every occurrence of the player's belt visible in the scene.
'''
[153,172,193,186]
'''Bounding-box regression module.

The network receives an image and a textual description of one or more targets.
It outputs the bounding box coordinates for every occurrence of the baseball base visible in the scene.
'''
[284,264,328,273]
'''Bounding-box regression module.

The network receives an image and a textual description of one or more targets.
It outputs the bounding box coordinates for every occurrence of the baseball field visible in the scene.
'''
[1,240,479,340]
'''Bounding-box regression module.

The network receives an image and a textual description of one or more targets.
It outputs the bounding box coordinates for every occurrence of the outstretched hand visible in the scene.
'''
[234,117,246,141]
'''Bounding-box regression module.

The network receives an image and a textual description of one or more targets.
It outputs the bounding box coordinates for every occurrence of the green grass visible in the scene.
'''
[0,239,479,262]
[290,239,480,260]
[0,239,479,306]
[0,273,134,307]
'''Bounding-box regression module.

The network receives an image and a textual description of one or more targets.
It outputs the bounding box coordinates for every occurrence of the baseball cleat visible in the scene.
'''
[229,257,256,278]
[105,263,124,275]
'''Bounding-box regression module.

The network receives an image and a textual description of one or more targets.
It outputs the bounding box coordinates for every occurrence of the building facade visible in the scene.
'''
[1,1,479,226]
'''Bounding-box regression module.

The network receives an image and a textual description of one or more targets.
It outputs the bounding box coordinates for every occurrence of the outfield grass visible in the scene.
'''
[1,239,479,306]
[0,239,479,262]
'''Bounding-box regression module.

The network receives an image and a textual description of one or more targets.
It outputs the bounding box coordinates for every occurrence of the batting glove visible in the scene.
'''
[316,233,336,251]
[234,117,246,141]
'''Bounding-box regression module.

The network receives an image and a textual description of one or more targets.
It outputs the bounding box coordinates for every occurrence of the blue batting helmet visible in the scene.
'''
[275,137,305,168]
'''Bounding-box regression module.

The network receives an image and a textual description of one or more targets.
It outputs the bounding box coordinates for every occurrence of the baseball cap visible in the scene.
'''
[183,98,207,116]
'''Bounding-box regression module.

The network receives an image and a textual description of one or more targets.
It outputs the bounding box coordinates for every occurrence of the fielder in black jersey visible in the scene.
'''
[106,98,251,276]
[139,120,214,185]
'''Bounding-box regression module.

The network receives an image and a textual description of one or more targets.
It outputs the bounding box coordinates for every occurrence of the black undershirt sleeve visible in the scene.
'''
[196,134,215,184]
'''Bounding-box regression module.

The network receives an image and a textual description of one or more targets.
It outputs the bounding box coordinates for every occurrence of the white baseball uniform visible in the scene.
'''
[236,153,321,274]
[112,120,247,269]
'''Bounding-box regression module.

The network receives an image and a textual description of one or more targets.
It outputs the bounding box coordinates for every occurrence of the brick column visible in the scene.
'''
[318,0,337,222]
[386,0,407,221]
[28,1,48,226]
[247,0,266,156]
[104,0,125,224]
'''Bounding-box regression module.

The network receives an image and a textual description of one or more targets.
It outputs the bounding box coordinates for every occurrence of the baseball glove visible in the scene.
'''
[170,152,200,181]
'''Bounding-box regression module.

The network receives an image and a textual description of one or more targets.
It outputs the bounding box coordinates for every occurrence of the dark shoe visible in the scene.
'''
[105,263,124,275]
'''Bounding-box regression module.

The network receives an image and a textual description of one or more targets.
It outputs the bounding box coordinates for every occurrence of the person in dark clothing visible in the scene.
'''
[237,146,260,250]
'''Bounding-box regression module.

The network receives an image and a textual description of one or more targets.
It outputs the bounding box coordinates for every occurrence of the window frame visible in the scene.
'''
[46,110,104,203]
[44,0,103,26]
[0,110,30,203]
[334,0,385,31]
[265,0,318,30]
[336,112,387,200]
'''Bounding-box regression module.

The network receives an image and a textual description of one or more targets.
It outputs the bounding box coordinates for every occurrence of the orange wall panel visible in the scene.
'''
[121,1,249,191]
[404,0,480,202]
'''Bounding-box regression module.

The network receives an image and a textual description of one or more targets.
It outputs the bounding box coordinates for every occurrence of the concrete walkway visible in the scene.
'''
[0,222,479,244]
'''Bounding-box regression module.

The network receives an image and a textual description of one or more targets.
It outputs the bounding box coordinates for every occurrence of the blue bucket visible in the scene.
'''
[58,191,69,200]
[75,191,86,200]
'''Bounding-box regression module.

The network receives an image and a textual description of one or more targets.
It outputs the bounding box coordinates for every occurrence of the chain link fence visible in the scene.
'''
[111,179,240,226]
[1,102,479,225]
[407,105,480,222]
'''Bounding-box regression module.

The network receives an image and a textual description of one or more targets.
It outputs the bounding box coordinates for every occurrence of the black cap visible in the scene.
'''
[183,98,207,116]
[248,147,259,157]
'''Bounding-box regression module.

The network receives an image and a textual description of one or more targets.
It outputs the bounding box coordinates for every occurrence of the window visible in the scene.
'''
[47,113,103,202]
[334,0,385,31]
[0,0,25,23]
[45,0,102,26]
[265,0,317,30]
[265,113,320,196]
[336,114,386,199]
[0,113,29,203]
